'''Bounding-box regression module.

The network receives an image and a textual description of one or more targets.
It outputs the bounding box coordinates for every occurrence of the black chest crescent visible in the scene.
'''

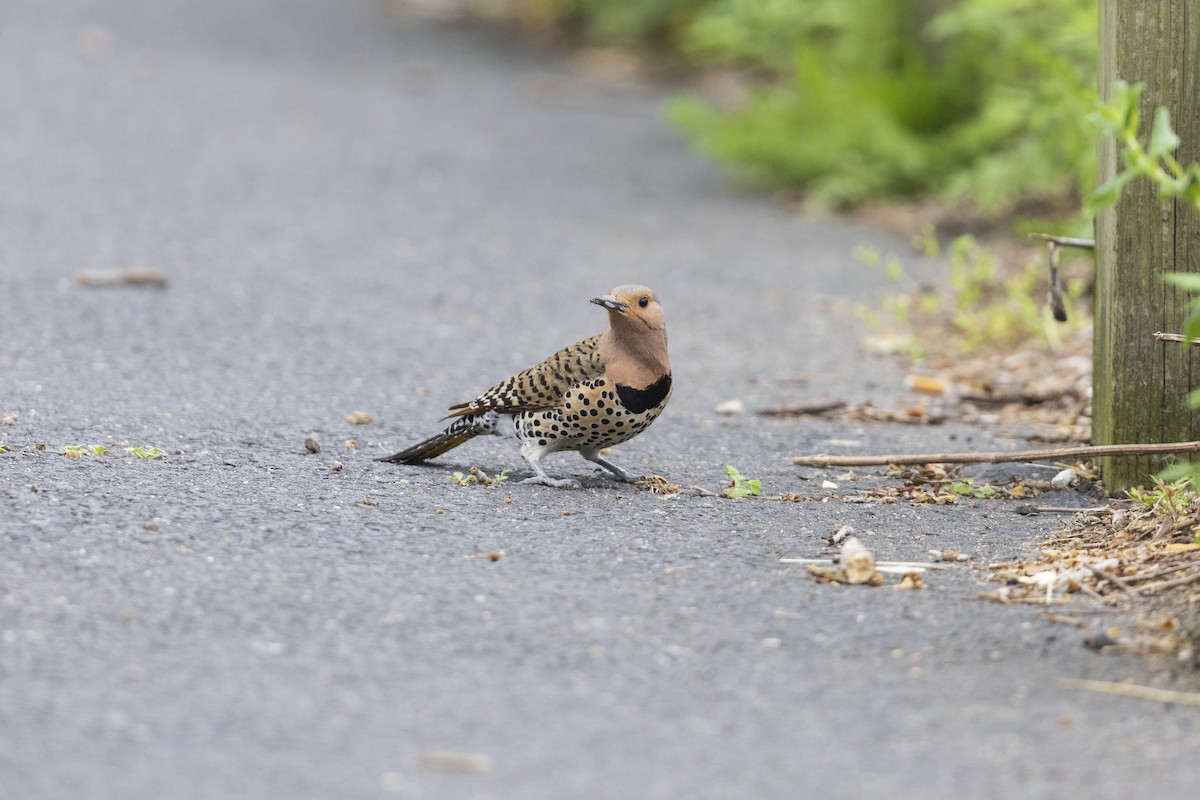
[615,373,672,415]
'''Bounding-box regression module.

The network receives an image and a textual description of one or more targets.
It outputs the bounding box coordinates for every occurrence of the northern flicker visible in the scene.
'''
[379,285,672,489]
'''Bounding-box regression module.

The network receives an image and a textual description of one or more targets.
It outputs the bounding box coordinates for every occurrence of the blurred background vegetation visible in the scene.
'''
[481,0,1097,219]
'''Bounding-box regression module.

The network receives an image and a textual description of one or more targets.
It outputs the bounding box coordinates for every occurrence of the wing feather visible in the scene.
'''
[444,334,605,417]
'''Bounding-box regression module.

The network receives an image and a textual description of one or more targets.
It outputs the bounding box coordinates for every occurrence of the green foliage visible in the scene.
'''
[1087,81,1200,218]
[1090,86,1200,484]
[722,464,761,498]
[950,478,998,498]
[124,446,164,460]
[666,0,1096,210]
[449,467,512,487]
[64,444,108,457]
[63,443,164,459]
[1126,478,1194,516]
[547,0,711,44]
[855,234,1088,357]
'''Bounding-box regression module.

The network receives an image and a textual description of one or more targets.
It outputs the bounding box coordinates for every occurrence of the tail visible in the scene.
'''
[377,416,482,464]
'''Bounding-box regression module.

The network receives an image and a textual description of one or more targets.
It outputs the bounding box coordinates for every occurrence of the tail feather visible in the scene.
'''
[377,417,481,464]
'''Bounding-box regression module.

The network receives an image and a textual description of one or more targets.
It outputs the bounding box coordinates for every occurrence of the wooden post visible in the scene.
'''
[1094,0,1200,492]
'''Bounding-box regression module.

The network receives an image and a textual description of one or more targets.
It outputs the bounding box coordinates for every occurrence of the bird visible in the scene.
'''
[379,285,672,489]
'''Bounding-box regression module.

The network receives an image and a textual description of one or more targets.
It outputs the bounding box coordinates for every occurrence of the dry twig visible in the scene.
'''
[1053,678,1200,706]
[793,441,1200,467]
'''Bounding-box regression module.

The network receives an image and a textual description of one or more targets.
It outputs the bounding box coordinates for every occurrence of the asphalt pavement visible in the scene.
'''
[3,1,1199,798]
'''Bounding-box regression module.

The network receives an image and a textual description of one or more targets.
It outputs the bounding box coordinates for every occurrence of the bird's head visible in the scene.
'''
[591,285,665,332]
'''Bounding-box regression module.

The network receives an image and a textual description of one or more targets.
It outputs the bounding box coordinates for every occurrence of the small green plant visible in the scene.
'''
[1126,478,1194,517]
[124,446,164,460]
[449,467,512,487]
[0,445,7,454]
[722,465,762,498]
[64,444,108,457]
[950,478,998,499]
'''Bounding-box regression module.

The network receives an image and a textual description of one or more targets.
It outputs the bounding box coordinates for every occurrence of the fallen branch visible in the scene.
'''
[792,441,1200,468]
[1053,677,1200,707]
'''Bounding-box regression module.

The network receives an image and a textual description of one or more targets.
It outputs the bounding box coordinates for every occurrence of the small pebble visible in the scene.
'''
[714,399,745,415]
[1051,468,1077,488]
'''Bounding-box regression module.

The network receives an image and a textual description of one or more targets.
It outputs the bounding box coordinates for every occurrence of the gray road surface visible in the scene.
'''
[3,1,1198,798]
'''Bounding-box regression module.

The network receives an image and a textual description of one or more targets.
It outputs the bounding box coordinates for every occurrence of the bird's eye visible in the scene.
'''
[638,296,650,308]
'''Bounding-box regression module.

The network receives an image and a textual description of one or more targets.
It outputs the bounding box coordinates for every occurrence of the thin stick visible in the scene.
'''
[1137,569,1200,595]
[792,441,1200,467]
[1053,677,1200,706]
[1090,566,1135,594]
[1154,331,1200,346]
[1027,233,1096,249]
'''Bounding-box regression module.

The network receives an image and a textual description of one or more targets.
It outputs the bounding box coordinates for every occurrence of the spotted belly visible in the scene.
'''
[512,376,670,453]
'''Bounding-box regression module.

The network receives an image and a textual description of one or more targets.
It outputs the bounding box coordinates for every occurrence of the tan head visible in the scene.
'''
[590,285,666,332]
[592,285,669,383]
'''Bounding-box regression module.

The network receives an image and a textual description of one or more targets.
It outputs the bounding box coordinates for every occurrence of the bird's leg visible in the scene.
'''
[519,455,582,490]
[580,450,640,483]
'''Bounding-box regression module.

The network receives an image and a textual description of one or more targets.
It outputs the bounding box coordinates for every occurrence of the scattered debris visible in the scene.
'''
[635,474,680,496]
[714,399,745,415]
[304,434,321,454]
[416,750,495,773]
[828,524,855,546]
[927,549,970,563]
[1,411,18,425]
[346,411,373,425]
[449,467,512,487]
[329,460,343,472]
[906,375,948,395]
[805,536,885,586]
[362,498,378,506]
[75,267,168,288]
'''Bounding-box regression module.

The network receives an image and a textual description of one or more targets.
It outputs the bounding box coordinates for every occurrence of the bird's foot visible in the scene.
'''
[593,467,642,483]
[519,474,582,490]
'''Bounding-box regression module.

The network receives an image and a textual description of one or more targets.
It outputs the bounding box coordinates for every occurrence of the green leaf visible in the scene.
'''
[1163,273,1200,292]
[1112,80,1142,135]
[1085,171,1134,217]
[1156,462,1200,491]
[1148,107,1180,159]
[1184,313,1200,344]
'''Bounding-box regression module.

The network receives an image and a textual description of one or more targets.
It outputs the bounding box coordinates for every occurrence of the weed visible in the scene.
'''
[450,467,512,487]
[1126,479,1194,517]
[723,465,761,498]
[64,444,108,457]
[124,446,164,460]
[950,478,998,499]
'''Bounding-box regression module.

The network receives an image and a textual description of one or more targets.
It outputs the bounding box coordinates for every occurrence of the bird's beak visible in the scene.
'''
[591,295,627,312]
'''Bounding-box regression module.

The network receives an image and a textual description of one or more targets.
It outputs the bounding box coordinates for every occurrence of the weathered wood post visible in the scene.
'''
[1094,0,1200,492]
